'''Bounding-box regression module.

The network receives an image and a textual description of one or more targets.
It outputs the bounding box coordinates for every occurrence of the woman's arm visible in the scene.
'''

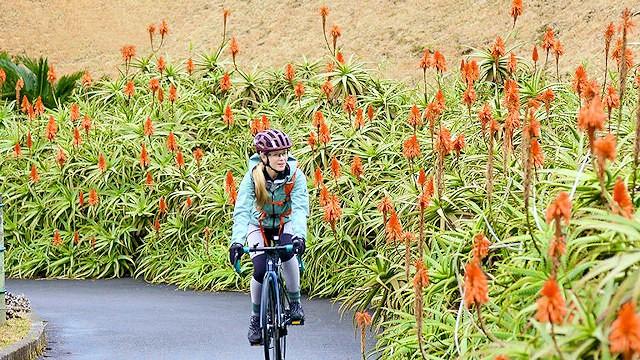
[289,168,310,240]
[231,171,255,245]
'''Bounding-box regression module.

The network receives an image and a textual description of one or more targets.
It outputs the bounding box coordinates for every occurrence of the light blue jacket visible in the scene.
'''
[231,153,310,245]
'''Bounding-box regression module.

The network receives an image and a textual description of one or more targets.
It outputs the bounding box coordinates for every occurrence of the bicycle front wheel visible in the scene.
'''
[262,276,284,360]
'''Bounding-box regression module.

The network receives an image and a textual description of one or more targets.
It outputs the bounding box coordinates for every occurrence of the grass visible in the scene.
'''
[0,318,31,349]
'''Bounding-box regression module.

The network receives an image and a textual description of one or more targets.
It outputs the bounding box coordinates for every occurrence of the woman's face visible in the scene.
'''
[262,150,288,172]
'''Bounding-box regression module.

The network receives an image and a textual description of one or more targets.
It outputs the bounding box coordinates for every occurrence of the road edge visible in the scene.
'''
[0,313,47,360]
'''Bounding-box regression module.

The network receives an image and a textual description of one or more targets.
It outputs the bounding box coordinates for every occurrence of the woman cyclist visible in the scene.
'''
[228,129,310,345]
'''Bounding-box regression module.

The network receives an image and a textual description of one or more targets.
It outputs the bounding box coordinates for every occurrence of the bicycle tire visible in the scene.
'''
[262,275,284,360]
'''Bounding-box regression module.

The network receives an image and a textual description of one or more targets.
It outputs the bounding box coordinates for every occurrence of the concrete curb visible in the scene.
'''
[0,314,47,360]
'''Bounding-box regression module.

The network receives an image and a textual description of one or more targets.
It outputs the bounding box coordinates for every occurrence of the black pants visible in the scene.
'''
[251,227,295,283]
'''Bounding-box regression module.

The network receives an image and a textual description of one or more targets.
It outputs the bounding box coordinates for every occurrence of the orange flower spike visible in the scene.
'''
[140,143,150,168]
[294,82,305,100]
[260,115,270,130]
[313,166,323,188]
[124,81,135,98]
[594,133,617,163]
[319,184,330,207]
[508,53,517,74]
[322,194,342,231]
[413,259,430,289]
[193,148,204,167]
[284,63,295,82]
[354,107,365,129]
[47,64,57,84]
[53,229,62,246]
[26,131,33,149]
[88,188,99,206]
[313,111,325,128]
[531,139,544,168]
[307,131,316,150]
[186,58,195,75]
[510,0,523,27]
[159,19,169,39]
[220,72,232,92]
[417,168,426,188]
[367,104,374,121]
[168,84,177,103]
[545,191,572,225]
[355,311,372,329]
[350,155,363,180]
[33,96,45,116]
[223,105,234,126]
[612,177,634,218]
[343,95,356,116]
[378,196,394,223]
[229,37,239,65]
[144,117,154,137]
[149,78,160,93]
[20,95,30,114]
[542,26,555,52]
[29,164,39,183]
[98,153,107,172]
[532,45,539,63]
[578,96,607,135]
[157,56,166,73]
[330,156,341,179]
[464,261,489,308]
[175,149,185,169]
[609,301,640,358]
[56,147,67,168]
[78,191,85,207]
[330,24,341,51]
[13,142,21,158]
[385,210,403,244]
[145,171,154,187]
[473,233,491,261]
[402,134,421,160]
[46,115,58,141]
[604,23,615,51]
[81,71,92,87]
[419,49,432,70]
[319,122,331,145]
[491,36,506,59]
[158,196,168,215]
[82,114,92,135]
[535,277,566,324]
[321,79,333,100]
[166,131,178,153]
[604,85,620,111]
[433,50,447,73]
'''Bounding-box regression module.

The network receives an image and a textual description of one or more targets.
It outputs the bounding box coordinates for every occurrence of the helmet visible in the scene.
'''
[253,129,292,153]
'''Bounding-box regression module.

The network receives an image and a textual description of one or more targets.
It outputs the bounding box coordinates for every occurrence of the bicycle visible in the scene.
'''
[233,235,304,360]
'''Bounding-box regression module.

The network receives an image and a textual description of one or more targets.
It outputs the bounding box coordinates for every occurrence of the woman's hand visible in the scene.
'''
[291,236,305,255]
[229,242,244,266]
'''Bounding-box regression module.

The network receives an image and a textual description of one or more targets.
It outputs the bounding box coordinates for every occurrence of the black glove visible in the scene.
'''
[291,236,306,256]
[229,242,244,266]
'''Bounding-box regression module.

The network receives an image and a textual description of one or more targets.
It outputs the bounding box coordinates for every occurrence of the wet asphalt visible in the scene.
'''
[6,278,375,360]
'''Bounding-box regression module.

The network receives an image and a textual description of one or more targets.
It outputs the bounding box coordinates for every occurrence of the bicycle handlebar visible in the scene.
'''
[233,244,294,273]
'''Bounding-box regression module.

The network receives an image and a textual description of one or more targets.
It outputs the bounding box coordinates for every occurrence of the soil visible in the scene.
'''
[0,0,635,86]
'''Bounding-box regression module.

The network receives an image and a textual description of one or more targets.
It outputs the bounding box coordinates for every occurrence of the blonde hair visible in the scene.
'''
[252,161,270,208]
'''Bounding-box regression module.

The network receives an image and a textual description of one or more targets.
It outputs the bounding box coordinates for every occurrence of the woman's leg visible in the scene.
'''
[246,224,266,316]
[277,222,301,305]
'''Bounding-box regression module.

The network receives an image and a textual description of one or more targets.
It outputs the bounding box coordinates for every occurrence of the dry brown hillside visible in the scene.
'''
[0,1,635,85]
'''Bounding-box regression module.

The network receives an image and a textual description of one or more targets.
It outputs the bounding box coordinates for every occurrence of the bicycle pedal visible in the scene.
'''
[289,319,304,326]
[249,340,263,347]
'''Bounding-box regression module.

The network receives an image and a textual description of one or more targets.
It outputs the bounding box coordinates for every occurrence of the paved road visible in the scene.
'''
[6,278,375,360]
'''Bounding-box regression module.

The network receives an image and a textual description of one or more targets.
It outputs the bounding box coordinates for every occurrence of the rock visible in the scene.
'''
[5,291,32,320]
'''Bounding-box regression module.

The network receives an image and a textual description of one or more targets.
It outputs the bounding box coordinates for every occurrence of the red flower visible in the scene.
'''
[572,65,588,97]
[350,155,363,180]
[367,105,374,121]
[578,96,607,134]
[56,147,67,168]
[97,153,107,172]
[175,149,185,169]
[463,84,476,109]
[604,85,621,111]
[81,71,92,87]
[408,104,422,129]
[542,27,555,52]
[193,148,204,167]
[612,177,634,218]
[464,60,479,85]
[294,82,305,100]
[545,191,572,225]
[13,142,21,158]
[510,0,523,26]
[157,56,166,73]
[313,111,325,128]
[419,50,432,70]
[313,166,323,188]
[532,45,539,63]
[402,135,421,160]
[225,171,237,205]
[223,105,233,126]
[144,117,154,137]
[220,73,232,92]
[168,84,177,103]
[433,51,446,73]
[47,64,57,84]
[413,259,430,289]
[378,196,394,220]
[594,133,617,163]
[478,103,493,133]
[473,233,490,261]
[330,156,341,179]
[464,261,489,308]
[319,122,331,145]
[20,95,31,114]
[307,132,317,150]
[418,177,434,209]
[149,78,160,93]
[385,210,403,243]
[82,115,92,135]
[508,53,517,74]
[491,36,506,59]
[609,301,640,358]
[186,58,195,75]
[29,164,39,183]
[436,127,453,156]
[121,45,136,62]
[322,193,342,231]
[354,108,365,129]
[88,188,99,206]
[145,171,154,187]
[159,196,168,215]
[33,96,45,117]
[26,131,33,149]
[78,191,85,207]
[159,20,169,38]
[531,139,544,168]
[124,81,135,98]
[140,143,150,168]
[321,79,333,99]
[343,95,356,115]
[229,37,239,63]
[284,63,295,82]
[417,168,426,187]
[167,131,178,153]
[46,115,58,141]
[52,229,62,246]
[535,277,566,324]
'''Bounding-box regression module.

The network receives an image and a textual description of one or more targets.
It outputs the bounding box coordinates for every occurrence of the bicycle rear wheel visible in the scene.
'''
[262,276,284,360]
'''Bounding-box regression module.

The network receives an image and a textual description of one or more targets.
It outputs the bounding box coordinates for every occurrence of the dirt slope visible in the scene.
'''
[0,1,634,85]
